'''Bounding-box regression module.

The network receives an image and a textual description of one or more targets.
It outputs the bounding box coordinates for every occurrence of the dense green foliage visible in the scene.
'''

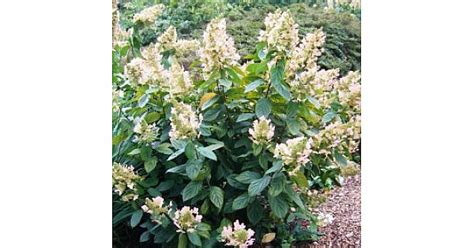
[113,1,361,247]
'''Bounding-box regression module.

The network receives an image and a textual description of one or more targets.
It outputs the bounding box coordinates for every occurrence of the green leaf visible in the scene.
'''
[197,146,217,161]
[247,63,267,74]
[187,232,202,246]
[269,175,285,196]
[130,210,143,228]
[186,160,202,180]
[209,186,224,210]
[245,79,264,93]
[247,201,263,225]
[236,113,255,122]
[139,231,150,242]
[255,98,271,118]
[182,181,202,201]
[144,157,157,173]
[270,59,291,101]
[268,194,289,219]
[167,149,184,161]
[232,193,250,210]
[248,175,271,196]
[166,164,187,174]
[290,171,309,188]
[155,143,173,155]
[322,111,336,124]
[185,142,197,160]
[145,112,160,123]
[265,160,283,175]
[201,95,220,111]
[157,180,174,191]
[128,148,141,156]
[285,184,304,209]
[206,143,224,151]
[287,119,300,135]
[235,171,261,184]
[178,233,187,248]
[138,94,149,108]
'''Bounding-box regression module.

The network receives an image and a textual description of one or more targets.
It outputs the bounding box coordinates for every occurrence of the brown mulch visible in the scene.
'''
[311,174,361,248]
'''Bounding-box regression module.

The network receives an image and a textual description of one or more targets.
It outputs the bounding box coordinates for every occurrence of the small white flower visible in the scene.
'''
[169,102,202,140]
[317,212,334,227]
[249,116,275,145]
[221,220,255,248]
[172,206,203,233]
[133,4,164,25]
[273,137,313,175]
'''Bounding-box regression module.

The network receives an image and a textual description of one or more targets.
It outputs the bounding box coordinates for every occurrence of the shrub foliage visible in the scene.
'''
[113,2,360,247]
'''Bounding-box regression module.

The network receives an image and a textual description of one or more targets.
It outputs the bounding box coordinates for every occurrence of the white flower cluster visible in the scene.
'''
[112,162,141,202]
[161,61,193,98]
[133,119,159,144]
[317,212,334,227]
[172,206,203,233]
[112,88,124,112]
[169,102,202,140]
[313,116,361,155]
[156,26,200,57]
[259,9,299,53]
[286,28,326,79]
[335,71,361,115]
[112,0,129,48]
[249,117,275,145]
[133,4,164,25]
[198,18,240,78]
[141,196,171,224]
[274,137,313,175]
[125,46,166,86]
[221,220,255,248]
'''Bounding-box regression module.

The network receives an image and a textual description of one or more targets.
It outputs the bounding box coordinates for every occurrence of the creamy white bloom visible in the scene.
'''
[286,28,326,79]
[161,61,193,98]
[157,26,178,51]
[274,137,313,175]
[133,119,159,144]
[125,46,167,86]
[198,18,240,79]
[112,88,124,112]
[335,71,361,115]
[317,212,334,227]
[259,9,299,53]
[249,116,275,145]
[133,4,164,25]
[221,220,255,248]
[112,162,141,202]
[169,102,202,140]
[313,117,361,156]
[141,196,171,223]
[172,206,203,233]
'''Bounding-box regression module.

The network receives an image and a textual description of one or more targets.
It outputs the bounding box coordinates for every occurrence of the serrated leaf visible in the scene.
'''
[199,92,217,108]
[255,98,271,118]
[185,142,197,160]
[265,160,283,175]
[209,186,224,210]
[235,171,261,184]
[247,201,263,225]
[186,160,202,180]
[232,193,250,210]
[236,113,255,122]
[269,175,285,196]
[201,94,219,111]
[182,181,202,201]
[248,176,271,196]
[167,149,184,161]
[128,148,141,156]
[245,79,264,93]
[144,157,157,173]
[187,232,202,246]
[268,194,289,219]
[197,146,217,161]
[155,143,173,155]
[130,210,143,228]
[178,233,187,248]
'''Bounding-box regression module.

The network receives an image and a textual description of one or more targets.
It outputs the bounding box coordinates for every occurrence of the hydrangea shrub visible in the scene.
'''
[113,4,360,247]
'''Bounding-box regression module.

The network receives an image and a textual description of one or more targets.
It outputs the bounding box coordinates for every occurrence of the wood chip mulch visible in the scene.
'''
[311,174,361,248]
